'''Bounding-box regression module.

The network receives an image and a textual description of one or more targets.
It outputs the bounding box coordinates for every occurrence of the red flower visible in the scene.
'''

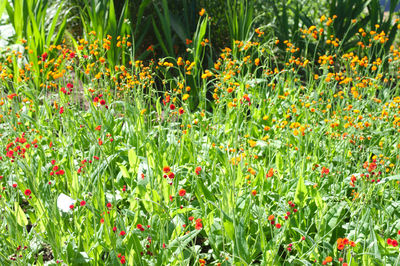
[169,104,176,110]
[275,223,281,229]
[120,231,126,236]
[195,166,202,175]
[163,166,170,173]
[12,184,17,188]
[41,52,48,61]
[67,83,73,89]
[120,257,126,264]
[80,200,86,207]
[179,189,186,197]
[195,221,203,230]
[189,216,194,221]
[100,99,106,105]
[168,172,175,179]
[106,202,112,208]
[24,189,31,196]
[69,204,74,210]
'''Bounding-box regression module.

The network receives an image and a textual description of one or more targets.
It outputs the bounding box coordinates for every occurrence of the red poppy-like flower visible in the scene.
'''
[67,83,73,89]
[120,257,126,264]
[93,97,99,103]
[179,189,186,197]
[24,189,31,196]
[195,166,202,175]
[100,218,104,224]
[106,202,112,208]
[195,221,203,230]
[56,170,65,175]
[169,104,176,110]
[275,223,281,229]
[80,200,86,207]
[168,172,175,179]
[321,167,330,176]
[12,184,17,188]
[100,99,106,105]
[41,52,48,61]
[178,107,184,115]
[120,230,126,236]
[163,166,170,173]
[69,204,74,210]
[189,216,194,221]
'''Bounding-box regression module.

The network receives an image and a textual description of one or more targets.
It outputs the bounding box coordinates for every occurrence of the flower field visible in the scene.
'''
[2,1,400,265]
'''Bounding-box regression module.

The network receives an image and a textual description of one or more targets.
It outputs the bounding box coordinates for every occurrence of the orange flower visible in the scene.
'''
[266,168,274,178]
[199,8,205,16]
[163,166,171,173]
[179,189,186,197]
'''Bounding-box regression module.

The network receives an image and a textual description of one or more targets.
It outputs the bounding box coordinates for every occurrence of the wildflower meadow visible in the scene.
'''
[2,0,400,265]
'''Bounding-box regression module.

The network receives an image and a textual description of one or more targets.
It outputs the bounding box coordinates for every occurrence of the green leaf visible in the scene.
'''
[118,163,130,178]
[128,149,139,170]
[0,0,7,20]
[294,175,307,207]
[276,151,284,173]
[223,220,235,241]
[169,229,201,256]
[196,179,216,202]
[15,202,28,227]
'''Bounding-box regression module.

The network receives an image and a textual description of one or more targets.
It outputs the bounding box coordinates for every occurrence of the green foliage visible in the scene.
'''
[225,0,254,46]
[3,0,400,265]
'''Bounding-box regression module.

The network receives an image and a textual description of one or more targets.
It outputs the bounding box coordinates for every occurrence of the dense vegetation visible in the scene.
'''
[2,0,400,265]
